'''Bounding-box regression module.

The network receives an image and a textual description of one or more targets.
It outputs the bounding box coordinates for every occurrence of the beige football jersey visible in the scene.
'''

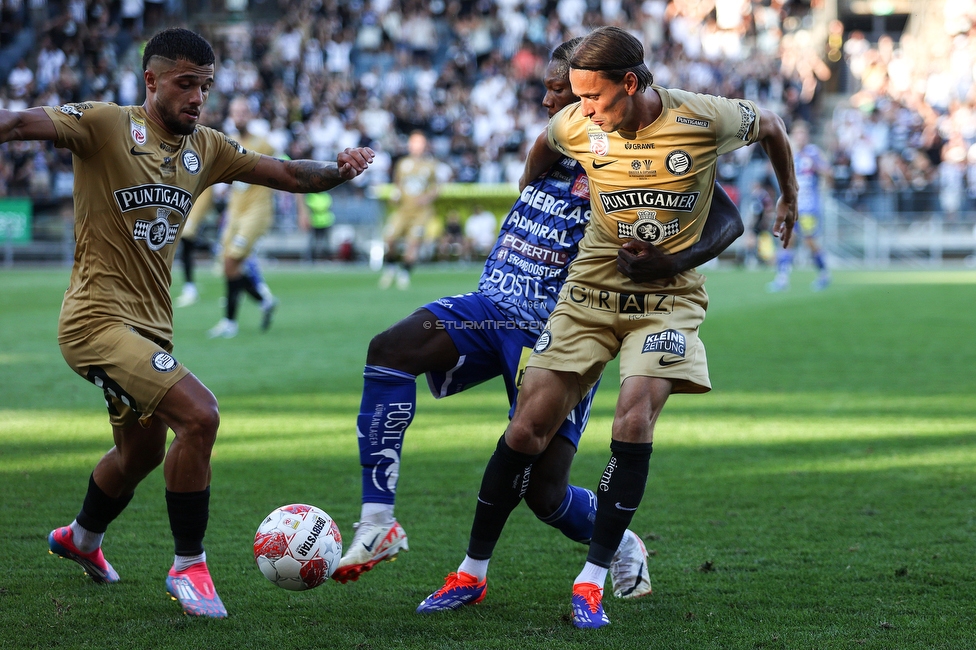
[44,102,262,343]
[548,86,761,294]
[393,154,439,211]
[227,132,275,217]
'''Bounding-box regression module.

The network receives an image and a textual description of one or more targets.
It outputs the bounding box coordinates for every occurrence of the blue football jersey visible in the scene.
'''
[796,143,827,215]
[478,157,592,331]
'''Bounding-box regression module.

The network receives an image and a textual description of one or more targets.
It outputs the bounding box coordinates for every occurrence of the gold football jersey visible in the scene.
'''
[393,155,439,211]
[548,86,761,294]
[44,102,262,343]
[227,132,275,217]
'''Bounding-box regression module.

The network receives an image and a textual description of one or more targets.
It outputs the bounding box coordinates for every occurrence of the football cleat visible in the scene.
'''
[207,318,238,339]
[765,276,790,293]
[416,571,487,613]
[395,269,411,290]
[610,529,652,599]
[166,562,227,619]
[260,298,278,332]
[811,273,831,292]
[378,269,395,289]
[332,519,409,584]
[48,526,120,584]
[571,582,610,629]
[175,285,199,308]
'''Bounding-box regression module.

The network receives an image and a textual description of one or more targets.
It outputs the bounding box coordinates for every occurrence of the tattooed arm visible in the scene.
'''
[235,146,376,193]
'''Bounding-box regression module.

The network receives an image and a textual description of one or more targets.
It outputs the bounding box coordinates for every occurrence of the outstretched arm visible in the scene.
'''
[235,146,375,193]
[519,129,562,192]
[0,107,58,143]
[757,108,798,248]
[617,182,744,283]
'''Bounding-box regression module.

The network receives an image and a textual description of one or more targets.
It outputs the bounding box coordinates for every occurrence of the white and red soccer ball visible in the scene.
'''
[253,504,342,591]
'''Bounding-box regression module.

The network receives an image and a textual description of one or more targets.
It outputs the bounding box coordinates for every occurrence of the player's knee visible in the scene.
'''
[366,327,426,371]
[524,481,565,518]
[611,410,655,443]
[366,329,402,367]
[504,420,549,455]
[179,401,220,448]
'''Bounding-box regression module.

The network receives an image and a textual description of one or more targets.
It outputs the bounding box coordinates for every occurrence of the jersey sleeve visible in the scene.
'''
[714,97,762,155]
[199,128,264,186]
[42,102,119,159]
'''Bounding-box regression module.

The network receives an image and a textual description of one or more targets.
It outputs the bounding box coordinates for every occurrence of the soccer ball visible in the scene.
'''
[253,504,342,591]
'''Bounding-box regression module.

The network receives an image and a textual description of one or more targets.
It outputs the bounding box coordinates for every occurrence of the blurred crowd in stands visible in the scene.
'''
[2,0,976,225]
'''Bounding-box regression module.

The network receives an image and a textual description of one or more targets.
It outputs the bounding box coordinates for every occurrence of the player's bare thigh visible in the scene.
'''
[505,367,581,455]
[367,308,460,375]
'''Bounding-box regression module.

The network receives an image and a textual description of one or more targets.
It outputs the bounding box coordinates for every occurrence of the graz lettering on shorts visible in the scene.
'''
[599,189,700,214]
[498,233,569,266]
[518,185,591,224]
[567,284,675,314]
[114,184,193,218]
[642,329,686,356]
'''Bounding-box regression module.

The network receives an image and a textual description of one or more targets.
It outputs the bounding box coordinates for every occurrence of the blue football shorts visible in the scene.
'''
[423,291,597,448]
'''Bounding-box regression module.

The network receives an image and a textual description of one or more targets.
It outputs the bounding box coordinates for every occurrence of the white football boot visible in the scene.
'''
[610,529,652,599]
[332,519,409,583]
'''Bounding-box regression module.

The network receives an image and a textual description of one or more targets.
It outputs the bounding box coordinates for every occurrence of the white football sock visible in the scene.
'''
[69,520,104,554]
[360,503,394,525]
[458,555,490,581]
[173,551,206,572]
[574,561,608,588]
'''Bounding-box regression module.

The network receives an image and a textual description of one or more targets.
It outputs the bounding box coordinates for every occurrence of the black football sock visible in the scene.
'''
[181,237,196,284]
[75,473,134,534]
[166,487,210,557]
[240,272,263,302]
[467,435,541,560]
[226,276,245,321]
[586,440,653,568]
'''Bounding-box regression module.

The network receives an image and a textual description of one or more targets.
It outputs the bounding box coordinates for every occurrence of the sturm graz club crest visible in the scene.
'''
[150,351,179,373]
[133,208,180,251]
[533,330,552,353]
[665,150,693,175]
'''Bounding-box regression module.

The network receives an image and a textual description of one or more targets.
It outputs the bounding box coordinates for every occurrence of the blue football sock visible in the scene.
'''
[776,249,794,275]
[537,485,597,544]
[358,365,417,506]
[244,256,264,286]
[812,250,826,271]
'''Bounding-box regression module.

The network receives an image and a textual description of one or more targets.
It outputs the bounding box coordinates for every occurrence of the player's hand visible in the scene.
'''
[617,239,677,282]
[771,195,797,248]
[337,147,375,180]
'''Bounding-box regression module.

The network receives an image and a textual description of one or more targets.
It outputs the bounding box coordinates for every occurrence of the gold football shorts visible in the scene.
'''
[526,282,711,397]
[221,204,273,260]
[384,206,435,245]
[60,322,190,427]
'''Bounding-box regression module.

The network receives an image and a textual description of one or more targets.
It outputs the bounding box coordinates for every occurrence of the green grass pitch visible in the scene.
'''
[1,267,975,649]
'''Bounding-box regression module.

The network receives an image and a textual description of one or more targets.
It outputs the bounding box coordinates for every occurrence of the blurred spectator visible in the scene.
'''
[464,205,498,259]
